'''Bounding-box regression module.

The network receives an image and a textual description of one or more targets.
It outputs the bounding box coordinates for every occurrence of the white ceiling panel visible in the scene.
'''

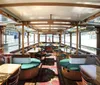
[5,6,100,21]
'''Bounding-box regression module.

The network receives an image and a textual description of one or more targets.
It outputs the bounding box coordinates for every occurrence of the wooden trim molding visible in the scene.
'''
[29,19,77,22]
[0,2,100,9]
[83,12,100,22]
[0,9,21,23]
[22,23,25,54]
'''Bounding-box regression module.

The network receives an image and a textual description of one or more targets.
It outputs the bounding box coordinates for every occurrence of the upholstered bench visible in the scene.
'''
[20,61,40,80]
[60,61,82,80]
[12,57,41,80]
[60,55,87,80]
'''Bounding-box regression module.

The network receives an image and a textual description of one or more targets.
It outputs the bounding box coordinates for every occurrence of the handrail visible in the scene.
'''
[10,43,39,53]
[65,42,100,54]
[66,42,97,50]
[4,41,35,47]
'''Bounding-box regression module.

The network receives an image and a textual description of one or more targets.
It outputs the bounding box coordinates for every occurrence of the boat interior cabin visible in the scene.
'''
[0,0,100,85]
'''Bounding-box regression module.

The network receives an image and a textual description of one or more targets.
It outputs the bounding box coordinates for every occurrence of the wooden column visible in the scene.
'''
[0,26,3,53]
[79,32,81,49]
[76,25,79,54]
[97,27,100,55]
[59,34,61,44]
[70,32,72,48]
[34,33,35,43]
[18,32,21,49]
[27,32,29,46]
[22,23,24,54]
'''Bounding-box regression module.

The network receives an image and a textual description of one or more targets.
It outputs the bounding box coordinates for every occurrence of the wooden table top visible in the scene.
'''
[0,64,21,85]
[0,64,21,74]
[27,48,41,53]
[52,44,59,46]
[80,65,100,85]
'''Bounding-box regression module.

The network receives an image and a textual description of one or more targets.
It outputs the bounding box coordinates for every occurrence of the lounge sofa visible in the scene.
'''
[12,56,41,80]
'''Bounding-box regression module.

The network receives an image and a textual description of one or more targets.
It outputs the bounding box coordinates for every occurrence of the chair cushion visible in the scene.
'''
[60,59,85,71]
[60,59,69,67]
[31,58,41,63]
[69,67,79,71]
[21,63,40,70]
[67,64,80,71]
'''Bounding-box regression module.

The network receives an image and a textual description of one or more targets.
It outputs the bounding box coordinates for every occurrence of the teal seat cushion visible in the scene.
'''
[60,59,84,71]
[67,64,80,71]
[60,59,69,67]
[69,67,79,71]
[21,63,40,70]
[31,58,41,63]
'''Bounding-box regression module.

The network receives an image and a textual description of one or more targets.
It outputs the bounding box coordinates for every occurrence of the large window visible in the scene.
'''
[72,33,76,47]
[35,34,38,43]
[47,34,52,42]
[3,31,19,52]
[29,33,34,45]
[61,34,64,44]
[81,31,96,54]
[40,34,45,42]
[65,34,70,45]
[54,35,59,42]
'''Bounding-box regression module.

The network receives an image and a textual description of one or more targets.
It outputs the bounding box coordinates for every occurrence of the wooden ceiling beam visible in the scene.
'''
[29,19,77,22]
[83,12,100,22]
[38,29,64,32]
[1,23,100,28]
[35,26,69,28]
[0,2,100,9]
[0,9,21,22]
[1,22,100,27]
[38,29,65,31]
[29,23,71,25]
[0,10,19,23]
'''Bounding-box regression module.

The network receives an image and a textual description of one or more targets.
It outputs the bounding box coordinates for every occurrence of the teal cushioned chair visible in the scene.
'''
[31,58,41,63]
[21,58,41,70]
[60,59,84,71]
[60,59,69,67]
[21,63,40,70]
[20,58,41,80]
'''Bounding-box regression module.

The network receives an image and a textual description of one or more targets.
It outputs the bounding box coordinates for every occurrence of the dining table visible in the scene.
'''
[0,64,21,85]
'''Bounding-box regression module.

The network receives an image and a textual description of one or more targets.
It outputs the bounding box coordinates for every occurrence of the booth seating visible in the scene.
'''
[60,54,87,80]
[20,60,40,80]
[12,56,41,80]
